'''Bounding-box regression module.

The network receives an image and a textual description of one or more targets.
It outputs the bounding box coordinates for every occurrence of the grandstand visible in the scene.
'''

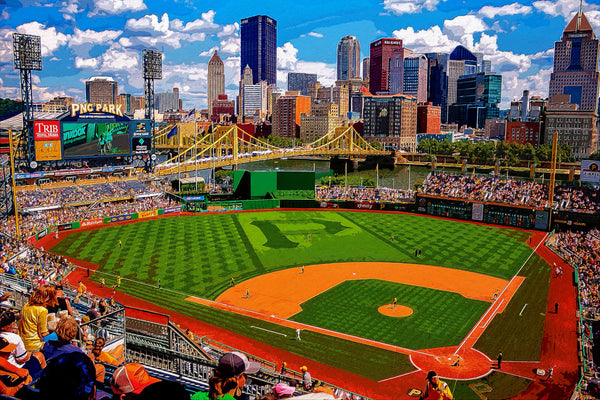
[0,164,598,399]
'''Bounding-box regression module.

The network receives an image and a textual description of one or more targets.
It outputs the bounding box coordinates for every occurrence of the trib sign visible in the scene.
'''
[33,120,60,140]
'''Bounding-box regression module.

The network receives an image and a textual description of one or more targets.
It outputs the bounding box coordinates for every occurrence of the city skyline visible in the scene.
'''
[1,0,600,109]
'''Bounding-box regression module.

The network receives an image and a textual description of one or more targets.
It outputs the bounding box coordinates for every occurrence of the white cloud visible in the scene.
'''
[382,0,440,15]
[1,10,9,20]
[278,42,298,70]
[200,46,219,57]
[69,27,122,48]
[99,45,139,72]
[443,15,489,48]
[308,32,323,38]
[0,30,13,63]
[473,33,531,73]
[126,13,170,36]
[220,36,240,55]
[90,0,147,16]
[478,3,532,19]
[75,56,100,69]
[171,10,219,33]
[393,25,459,53]
[16,21,70,57]
[59,1,83,15]
[218,22,238,38]
[125,13,210,49]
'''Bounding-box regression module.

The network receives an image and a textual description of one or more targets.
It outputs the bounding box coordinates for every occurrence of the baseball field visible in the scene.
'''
[49,210,553,399]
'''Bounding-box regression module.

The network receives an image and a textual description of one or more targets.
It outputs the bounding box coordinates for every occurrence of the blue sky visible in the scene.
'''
[1,0,599,109]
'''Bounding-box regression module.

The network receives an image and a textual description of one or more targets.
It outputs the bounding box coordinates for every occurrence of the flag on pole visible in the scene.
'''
[182,108,195,123]
[167,125,178,139]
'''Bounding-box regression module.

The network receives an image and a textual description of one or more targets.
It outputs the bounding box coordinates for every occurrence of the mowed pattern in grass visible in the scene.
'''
[51,211,532,349]
[290,279,489,349]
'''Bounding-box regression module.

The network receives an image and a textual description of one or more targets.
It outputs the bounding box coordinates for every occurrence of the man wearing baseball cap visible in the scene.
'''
[192,351,260,400]
[111,363,161,399]
[419,370,453,400]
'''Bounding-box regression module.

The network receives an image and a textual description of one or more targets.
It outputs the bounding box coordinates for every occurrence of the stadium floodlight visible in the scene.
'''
[13,33,42,71]
[142,49,162,80]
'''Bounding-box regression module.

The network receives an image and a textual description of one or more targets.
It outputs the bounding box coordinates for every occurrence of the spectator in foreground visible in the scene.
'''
[419,370,453,400]
[36,351,110,400]
[137,381,190,400]
[18,285,52,351]
[110,363,160,399]
[0,310,44,381]
[191,351,260,400]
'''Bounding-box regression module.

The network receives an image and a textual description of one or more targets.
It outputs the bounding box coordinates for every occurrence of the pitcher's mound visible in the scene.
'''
[378,304,413,317]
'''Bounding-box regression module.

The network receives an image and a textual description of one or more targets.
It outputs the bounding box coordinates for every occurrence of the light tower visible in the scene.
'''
[142,49,162,168]
[12,33,42,165]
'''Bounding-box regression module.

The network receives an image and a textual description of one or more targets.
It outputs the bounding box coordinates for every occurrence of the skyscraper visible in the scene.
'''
[369,38,405,94]
[403,54,428,103]
[546,7,600,157]
[240,15,277,85]
[549,8,600,112]
[207,51,225,117]
[288,72,318,96]
[337,35,361,80]
[85,76,118,104]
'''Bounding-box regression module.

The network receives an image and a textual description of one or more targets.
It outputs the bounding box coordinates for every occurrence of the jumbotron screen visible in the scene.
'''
[62,122,131,158]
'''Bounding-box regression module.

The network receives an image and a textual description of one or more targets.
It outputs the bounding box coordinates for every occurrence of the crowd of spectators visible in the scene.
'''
[16,179,164,209]
[554,185,600,214]
[316,186,415,202]
[422,173,549,208]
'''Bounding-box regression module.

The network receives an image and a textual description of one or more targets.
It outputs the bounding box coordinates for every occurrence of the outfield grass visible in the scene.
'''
[50,210,542,380]
[290,279,489,349]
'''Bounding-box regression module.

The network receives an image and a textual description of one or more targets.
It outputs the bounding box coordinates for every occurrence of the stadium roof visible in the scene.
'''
[0,111,66,131]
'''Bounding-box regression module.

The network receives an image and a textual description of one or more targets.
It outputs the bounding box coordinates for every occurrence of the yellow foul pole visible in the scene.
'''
[548,131,558,209]
[8,130,20,238]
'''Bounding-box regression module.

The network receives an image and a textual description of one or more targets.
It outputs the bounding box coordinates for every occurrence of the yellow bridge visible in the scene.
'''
[154,123,392,177]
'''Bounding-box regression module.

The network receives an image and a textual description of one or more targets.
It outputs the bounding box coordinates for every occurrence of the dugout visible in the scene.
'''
[233,170,315,200]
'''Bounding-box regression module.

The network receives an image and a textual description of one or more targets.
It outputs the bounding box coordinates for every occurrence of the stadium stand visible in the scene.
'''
[0,169,599,398]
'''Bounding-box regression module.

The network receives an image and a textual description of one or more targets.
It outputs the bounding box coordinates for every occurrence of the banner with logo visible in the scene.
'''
[34,120,60,141]
[138,210,158,219]
[163,206,181,214]
[35,140,62,161]
[355,201,376,210]
[57,223,73,231]
[81,219,103,228]
[110,214,133,223]
[472,203,484,221]
[581,160,600,183]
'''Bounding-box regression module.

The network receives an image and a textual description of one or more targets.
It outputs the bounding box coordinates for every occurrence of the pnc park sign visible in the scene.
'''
[71,103,124,118]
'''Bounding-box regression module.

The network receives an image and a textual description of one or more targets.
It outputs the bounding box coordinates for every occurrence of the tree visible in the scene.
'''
[589,150,600,161]
[0,98,24,121]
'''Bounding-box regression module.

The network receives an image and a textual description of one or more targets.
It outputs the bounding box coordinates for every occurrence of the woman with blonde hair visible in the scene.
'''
[18,285,55,351]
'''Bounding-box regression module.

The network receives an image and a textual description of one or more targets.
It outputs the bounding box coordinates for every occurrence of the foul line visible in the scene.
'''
[456,232,548,355]
[251,326,287,337]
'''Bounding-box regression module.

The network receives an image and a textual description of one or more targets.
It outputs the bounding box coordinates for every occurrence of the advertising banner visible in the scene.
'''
[15,172,47,179]
[132,121,150,136]
[35,140,62,161]
[62,122,130,158]
[54,168,92,177]
[581,160,600,183]
[58,223,73,231]
[36,228,48,240]
[34,121,60,140]
[183,196,205,201]
[81,219,103,228]
[110,214,133,223]
[132,137,150,154]
[138,210,158,219]
[472,203,484,221]
[163,206,181,214]
[355,201,377,210]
